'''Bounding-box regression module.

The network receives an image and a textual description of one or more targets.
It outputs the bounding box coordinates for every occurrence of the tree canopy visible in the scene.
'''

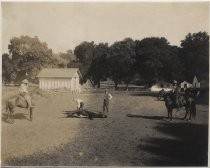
[2,32,209,88]
[7,35,56,82]
[180,32,209,81]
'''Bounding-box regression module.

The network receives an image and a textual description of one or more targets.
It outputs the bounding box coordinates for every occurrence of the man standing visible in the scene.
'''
[103,89,112,113]
[19,79,31,109]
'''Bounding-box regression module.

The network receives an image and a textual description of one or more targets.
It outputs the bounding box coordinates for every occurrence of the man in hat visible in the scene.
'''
[172,80,180,111]
[19,79,31,109]
[103,89,112,113]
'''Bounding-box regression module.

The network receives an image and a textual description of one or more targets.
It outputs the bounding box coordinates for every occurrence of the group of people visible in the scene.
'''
[73,89,113,113]
[171,80,199,111]
[19,79,113,114]
[19,78,198,115]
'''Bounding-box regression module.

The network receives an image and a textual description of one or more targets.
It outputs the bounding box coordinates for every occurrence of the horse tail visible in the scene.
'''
[191,99,196,118]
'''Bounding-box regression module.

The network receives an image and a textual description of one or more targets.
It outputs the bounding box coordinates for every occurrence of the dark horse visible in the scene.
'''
[163,89,198,121]
[5,93,35,123]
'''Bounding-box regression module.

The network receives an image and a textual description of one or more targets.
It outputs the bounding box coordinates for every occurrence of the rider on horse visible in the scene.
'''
[19,79,32,109]
[172,80,181,111]
[183,84,200,101]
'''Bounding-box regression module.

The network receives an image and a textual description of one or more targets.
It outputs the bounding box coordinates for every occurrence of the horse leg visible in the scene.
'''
[167,107,172,121]
[7,108,11,123]
[183,107,188,120]
[6,103,13,124]
[167,107,170,120]
[188,109,192,121]
[170,109,173,121]
[29,107,33,121]
[167,109,170,119]
[8,110,14,124]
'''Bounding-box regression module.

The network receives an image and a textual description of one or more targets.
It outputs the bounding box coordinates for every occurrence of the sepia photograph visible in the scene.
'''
[1,1,209,166]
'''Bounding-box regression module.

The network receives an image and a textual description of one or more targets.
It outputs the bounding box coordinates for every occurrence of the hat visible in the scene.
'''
[22,79,29,84]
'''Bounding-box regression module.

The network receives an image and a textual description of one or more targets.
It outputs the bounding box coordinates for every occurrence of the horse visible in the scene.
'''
[163,90,197,121]
[5,93,35,124]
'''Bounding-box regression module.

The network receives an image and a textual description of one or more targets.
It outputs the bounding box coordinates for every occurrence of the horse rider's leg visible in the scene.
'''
[24,94,32,110]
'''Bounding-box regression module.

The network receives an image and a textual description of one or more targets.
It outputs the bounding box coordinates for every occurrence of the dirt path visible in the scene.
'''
[1,93,208,166]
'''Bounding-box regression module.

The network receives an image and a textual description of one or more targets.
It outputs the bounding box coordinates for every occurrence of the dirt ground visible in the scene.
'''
[1,89,209,166]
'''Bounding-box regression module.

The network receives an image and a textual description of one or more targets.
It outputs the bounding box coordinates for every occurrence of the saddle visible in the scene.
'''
[167,93,184,108]
[15,95,28,108]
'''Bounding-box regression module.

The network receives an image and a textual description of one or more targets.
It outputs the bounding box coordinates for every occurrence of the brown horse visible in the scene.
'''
[163,91,197,121]
[5,93,35,123]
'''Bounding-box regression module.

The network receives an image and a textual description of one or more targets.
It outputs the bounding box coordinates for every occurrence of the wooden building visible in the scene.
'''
[192,76,200,88]
[180,81,192,89]
[37,68,82,92]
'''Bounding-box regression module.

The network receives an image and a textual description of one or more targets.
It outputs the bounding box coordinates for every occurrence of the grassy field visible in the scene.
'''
[1,86,209,166]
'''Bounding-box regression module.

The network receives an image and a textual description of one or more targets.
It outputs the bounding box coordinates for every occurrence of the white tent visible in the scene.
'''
[180,81,192,88]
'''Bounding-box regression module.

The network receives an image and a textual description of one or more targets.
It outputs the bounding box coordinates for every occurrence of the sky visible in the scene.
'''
[1,2,209,54]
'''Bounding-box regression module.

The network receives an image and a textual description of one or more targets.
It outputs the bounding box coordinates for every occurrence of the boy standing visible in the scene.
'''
[103,89,112,113]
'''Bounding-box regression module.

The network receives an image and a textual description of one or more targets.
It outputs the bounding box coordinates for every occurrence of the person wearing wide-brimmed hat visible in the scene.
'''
[19,79,31,109]
[103,89,112,113]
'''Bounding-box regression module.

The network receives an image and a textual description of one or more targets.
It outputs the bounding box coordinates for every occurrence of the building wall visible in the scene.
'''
[39,76,81,92]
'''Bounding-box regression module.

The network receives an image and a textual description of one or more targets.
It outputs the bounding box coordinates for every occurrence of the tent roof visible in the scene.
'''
[37,68,82,78]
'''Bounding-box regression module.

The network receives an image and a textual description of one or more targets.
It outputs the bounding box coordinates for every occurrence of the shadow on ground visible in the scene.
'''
[126,114,183,121]
[2,113,28,123]
[136,122,208,166]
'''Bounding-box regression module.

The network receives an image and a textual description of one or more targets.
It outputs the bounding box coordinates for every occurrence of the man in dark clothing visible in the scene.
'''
[172,80,181,111]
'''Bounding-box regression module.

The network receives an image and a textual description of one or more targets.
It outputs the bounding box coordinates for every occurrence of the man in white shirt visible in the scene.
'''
[73,98,84,111]
[19,79,31,109]
[103,89,112,113]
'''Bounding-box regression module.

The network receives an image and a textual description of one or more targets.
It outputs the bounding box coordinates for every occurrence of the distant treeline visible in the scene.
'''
[2,32,209,89]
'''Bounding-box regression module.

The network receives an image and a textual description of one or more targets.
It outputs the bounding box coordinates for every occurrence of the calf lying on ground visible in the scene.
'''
[64,110,107,120]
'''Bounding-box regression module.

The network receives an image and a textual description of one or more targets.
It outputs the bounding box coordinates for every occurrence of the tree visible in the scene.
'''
[135,37,183,83]
[180,32,209,81]
[108,38,136,89]
[2,53,15,83]
[56,49,75,68]
[8,35,56,82]
[74,41,95,82]
[87,43,109,88]
[159,46,184,82]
